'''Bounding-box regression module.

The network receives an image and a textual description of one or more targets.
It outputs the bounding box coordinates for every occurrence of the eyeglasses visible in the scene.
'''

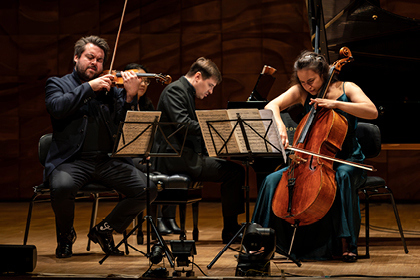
[141,78,150,86]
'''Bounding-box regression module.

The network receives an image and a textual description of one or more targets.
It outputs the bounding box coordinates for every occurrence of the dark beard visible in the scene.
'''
[76,64,99,82]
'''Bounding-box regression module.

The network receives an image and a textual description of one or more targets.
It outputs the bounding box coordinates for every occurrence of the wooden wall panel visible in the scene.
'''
[18,0,59,35]
[0,0,313,200]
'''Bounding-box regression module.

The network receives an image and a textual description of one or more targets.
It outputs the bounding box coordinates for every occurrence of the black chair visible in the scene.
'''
[133,170,203,244]
[23,134,125,253]
[356,122,409,258]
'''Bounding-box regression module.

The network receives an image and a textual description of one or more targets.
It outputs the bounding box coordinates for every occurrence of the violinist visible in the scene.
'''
[44,35,157,258]
[125,62,182,236]
[124,63,154,111]
[252,50,378,262]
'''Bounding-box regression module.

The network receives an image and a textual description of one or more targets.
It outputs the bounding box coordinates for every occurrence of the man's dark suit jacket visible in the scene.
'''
[44,69,136,179]
[152,76,205,178]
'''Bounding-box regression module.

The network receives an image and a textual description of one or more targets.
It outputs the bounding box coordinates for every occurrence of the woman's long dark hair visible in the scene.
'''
[290,51,337,90]
[124,63,154,111]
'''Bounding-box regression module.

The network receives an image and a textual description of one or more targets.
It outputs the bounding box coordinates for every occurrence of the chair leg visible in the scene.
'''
[192,202,199,241]
[23,194,39,245]
[385,186,409,254]
[178,204,187,240]
[123,231,130,255]
[136,213,144,245]
[365,192,370,258]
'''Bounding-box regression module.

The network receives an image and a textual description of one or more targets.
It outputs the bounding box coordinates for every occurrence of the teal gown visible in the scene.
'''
[252,83,367,260]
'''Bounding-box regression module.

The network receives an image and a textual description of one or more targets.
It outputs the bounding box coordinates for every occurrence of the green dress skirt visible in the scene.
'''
[252,87,367,260]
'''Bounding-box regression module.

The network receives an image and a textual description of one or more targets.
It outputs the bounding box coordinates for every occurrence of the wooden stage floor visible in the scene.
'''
[1,200,420,279]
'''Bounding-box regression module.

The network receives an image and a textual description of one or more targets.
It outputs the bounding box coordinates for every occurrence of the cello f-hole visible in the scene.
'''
[309,156,316,171]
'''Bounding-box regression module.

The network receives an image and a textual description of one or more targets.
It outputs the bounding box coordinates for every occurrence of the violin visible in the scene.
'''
[101,0,171,90]
[102,69,172,88]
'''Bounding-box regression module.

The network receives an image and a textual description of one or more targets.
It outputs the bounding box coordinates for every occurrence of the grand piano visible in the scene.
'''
[314,0,420,143]
[229,0,420,190]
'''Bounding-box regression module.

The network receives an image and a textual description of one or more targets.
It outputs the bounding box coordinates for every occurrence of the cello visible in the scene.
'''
[271,47,369,227]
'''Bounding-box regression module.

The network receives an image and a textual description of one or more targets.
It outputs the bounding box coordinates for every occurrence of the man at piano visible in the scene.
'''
[152,57,245,243]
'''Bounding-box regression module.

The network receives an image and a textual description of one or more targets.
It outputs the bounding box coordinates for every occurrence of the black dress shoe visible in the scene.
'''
[157,218,172,235]
[55,242,73,258]
[163,218,182,234]
[88,227,124,256]
[222,227,243,244]
[342,252,357,262]
[55,228,76,258]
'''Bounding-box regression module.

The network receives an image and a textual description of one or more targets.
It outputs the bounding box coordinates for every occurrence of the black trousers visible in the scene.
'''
[49,154,157,236]
[197,156,245,217]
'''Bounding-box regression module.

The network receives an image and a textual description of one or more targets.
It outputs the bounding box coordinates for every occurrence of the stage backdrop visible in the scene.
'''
[0,0,418,201]
[0,0,312,200]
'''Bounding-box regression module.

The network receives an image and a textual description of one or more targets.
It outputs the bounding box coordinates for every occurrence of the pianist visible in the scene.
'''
[151,57,246,244]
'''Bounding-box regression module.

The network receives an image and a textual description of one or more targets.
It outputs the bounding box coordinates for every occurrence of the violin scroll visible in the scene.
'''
[156,74,172,85]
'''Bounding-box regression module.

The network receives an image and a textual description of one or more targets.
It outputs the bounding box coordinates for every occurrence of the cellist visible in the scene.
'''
[252,50,377,262]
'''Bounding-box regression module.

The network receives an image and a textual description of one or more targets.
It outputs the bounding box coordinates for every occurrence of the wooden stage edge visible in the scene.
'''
[1,201,420,279]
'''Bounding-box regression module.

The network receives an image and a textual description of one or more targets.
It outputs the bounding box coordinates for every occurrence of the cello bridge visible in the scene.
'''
[289,154,307,165]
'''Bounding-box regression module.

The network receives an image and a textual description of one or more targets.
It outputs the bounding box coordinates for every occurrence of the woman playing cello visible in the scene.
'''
[252,50,378,262]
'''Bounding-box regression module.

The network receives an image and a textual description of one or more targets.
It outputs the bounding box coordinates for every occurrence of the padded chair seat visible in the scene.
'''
[361,176,387,189]
[33,182,116,196]
[151,174,202,203]
[135,172,202,242]
[149,173,195,191]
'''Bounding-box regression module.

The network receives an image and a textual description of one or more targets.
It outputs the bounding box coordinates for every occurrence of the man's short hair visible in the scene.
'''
[186,57,222,84]
[74,35,110,64]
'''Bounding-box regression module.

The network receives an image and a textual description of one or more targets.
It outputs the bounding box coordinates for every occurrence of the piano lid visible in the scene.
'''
[247,65,277,101]
[325,0,420,60]
[320,0,420,143]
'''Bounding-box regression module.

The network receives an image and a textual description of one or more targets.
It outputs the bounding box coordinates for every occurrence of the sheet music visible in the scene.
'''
[196,108,286,162]
[226,109,271,153]
[196,110,240,157]
[259,109,287,162]
[114,111,161,156]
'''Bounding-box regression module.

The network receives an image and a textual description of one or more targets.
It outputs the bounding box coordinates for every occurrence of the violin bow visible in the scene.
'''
[108,0,128,73]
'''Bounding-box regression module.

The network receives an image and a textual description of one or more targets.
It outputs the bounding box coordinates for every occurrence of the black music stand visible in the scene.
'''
[98,112,189,271]
[201,112,292,269]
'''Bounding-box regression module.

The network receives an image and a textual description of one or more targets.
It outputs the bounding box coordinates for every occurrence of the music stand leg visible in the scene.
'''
[275,245,302,267]
[207,159,252,269]
[207,223,246,269]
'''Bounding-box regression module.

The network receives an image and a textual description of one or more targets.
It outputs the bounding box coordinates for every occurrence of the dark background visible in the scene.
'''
[0,0,418,201]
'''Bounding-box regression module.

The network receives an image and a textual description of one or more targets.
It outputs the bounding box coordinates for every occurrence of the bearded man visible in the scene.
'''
[44,35,156,258]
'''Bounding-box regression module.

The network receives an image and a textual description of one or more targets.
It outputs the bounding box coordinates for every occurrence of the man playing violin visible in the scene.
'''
[45,35,156,258]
